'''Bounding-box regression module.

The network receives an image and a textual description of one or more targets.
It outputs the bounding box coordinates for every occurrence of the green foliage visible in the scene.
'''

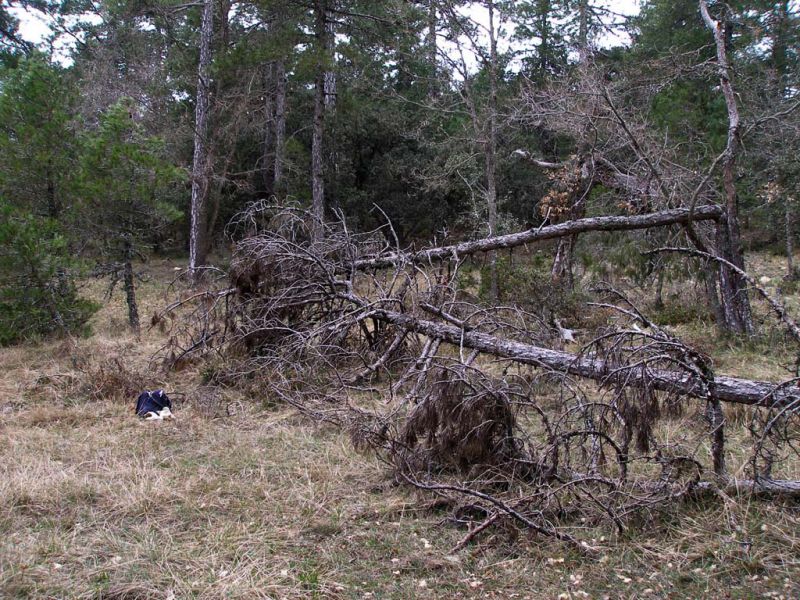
[650,82,727,151]
[631,0,728,152]
[0,200,97,345]
[326,82,467,242]
[0,3,33,65]
[77,99,184,257]
[0,55,77,218]
[477,254,586,323]
[577,232,651,283]
[633,0,711,57]
[652,299,711,327]
[513,0,569,80]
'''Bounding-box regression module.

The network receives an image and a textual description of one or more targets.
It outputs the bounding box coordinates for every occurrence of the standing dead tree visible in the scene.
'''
[158,205,800,553]
[189,0,215,280]
[698,0,754,334]
[517,19,771,335]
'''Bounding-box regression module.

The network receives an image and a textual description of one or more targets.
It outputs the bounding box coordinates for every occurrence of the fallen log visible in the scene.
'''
[370,308,798,408]
[696,478,800,496]
[354,205,723,271]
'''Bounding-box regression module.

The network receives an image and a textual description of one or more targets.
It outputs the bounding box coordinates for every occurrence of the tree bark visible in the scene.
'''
[311,0,328,241]
[704,264,725,326]
[577,0,588,64]
[426,0,438,96]
[485,0,499,301]
[324,9,337,111]
[786,187,795,278]
[123,234,140,333]
[771,0,790,97]
[273,58,287,198]
[369,308,799,408]
[654,267,665,309]
[263,61,275,196]
[189,0,215,279]
[700,0,754,335]
[352,205,723,271]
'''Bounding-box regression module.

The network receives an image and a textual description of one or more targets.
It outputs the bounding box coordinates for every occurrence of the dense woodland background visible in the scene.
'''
[0,0,797,344]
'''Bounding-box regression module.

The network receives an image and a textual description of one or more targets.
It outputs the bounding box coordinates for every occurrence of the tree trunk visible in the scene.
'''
[263,61,275,196]
[427,0,438,97]
[311,0,328,241]
[704,264,725,327]
[786,189,795,278]
[715,220,745,332]
[324,7,338,202]
[123,235,140,333]
[485,0,499,301]
[351,205,723,271]
[273,59,287,199]
[189,0,214,279]
[551,237,575,288]
[700,0,754,335]
[324,10,337,112]
[655,267,665,309]
[577,0,588,63]
[369,308,799,408]
[707,396,726,475]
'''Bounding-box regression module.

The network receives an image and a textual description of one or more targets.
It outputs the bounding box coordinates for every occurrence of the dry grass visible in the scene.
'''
[4,399,800,599]
[2,258,800,599]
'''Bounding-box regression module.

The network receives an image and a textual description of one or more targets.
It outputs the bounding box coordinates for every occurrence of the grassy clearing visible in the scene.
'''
[2,258,800,599]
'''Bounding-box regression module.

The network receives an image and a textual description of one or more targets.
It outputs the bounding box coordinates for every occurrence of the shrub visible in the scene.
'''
[477,254,586,324]
[0,201,98,345]
[651,298,711,327]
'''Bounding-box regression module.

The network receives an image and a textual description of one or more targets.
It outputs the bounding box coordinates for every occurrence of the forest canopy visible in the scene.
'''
[0,0,796,287]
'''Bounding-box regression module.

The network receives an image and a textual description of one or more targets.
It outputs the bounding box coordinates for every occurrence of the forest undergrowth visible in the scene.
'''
[1,256,800,599]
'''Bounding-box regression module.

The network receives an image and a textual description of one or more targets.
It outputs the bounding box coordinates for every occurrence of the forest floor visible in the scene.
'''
[2,255,800,599]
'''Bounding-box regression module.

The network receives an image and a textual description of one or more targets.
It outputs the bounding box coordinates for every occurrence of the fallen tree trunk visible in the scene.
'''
[370,308,797,408]
[696,478,800,496]
[355,205,723,270]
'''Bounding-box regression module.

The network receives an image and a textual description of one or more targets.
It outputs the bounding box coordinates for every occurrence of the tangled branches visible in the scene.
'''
[158,205,800,552]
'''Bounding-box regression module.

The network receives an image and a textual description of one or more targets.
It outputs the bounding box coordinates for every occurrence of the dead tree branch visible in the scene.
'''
[351,206,722,271]
[368,308,798,408]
